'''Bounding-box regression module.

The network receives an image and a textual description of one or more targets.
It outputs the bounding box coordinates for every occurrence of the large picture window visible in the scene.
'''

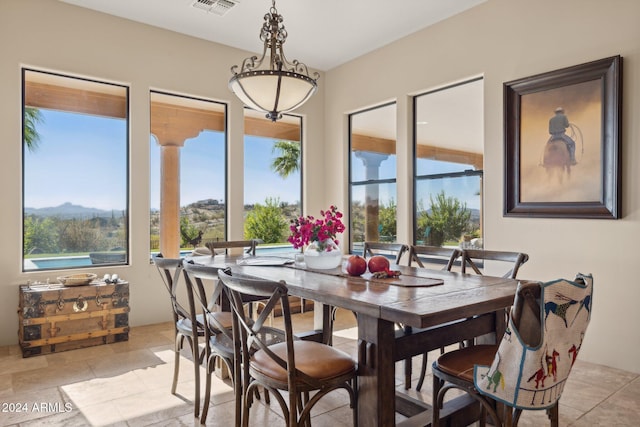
[349,103,397,254]
[243,109,302,252]
[414,78,484,248]
[22,69,129,271]
[150,91,226,257]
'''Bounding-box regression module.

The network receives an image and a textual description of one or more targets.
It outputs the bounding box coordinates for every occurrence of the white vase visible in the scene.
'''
[303,239,342,269]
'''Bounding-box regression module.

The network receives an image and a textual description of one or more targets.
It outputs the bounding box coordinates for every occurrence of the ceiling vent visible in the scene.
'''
[192,0,239,16]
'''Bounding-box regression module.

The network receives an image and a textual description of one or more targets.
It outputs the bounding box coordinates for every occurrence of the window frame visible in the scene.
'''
[22,68,130,272]
[348,101,398,253]
[412,77,484,246]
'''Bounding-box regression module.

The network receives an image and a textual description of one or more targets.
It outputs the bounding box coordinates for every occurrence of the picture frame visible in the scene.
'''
[503,55,622,219]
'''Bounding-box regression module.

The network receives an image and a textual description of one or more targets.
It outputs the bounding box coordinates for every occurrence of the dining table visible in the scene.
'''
[188,253,519,427]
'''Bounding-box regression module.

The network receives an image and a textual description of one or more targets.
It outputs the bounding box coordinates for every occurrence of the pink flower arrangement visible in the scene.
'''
[288,206,345,251]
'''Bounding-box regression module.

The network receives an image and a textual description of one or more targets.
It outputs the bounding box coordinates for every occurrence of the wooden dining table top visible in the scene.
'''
[188,254,519,329]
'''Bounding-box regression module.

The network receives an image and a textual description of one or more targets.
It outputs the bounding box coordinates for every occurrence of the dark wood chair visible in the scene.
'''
[363,241,409,264]
[408,245,461,270]
[432,275,592,426]
[205,239,270,320]
[219,268,357,427]
[205,239,259,256]
[405,245,461,390]
[182,261,236,425]
[455,249,529,350]
[459,249,529,279]
[152,255,205,418]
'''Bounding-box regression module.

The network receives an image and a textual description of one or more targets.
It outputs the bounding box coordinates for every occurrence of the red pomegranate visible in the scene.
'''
[345,255,367,276]
[368,255,390,273]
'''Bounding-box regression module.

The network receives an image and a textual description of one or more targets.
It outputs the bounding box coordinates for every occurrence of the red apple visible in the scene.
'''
[368,255,390,273]
[345,255,367,276]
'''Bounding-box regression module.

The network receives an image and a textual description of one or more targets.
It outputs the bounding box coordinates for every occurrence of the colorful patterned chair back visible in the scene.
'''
[474,273,593,410]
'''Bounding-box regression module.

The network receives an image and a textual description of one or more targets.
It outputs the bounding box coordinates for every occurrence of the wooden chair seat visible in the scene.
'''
[251,341,356,385]
[434,344,497,382]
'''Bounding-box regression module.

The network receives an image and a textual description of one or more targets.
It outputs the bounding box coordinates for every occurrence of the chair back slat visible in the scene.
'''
[460,249,529,279]
[152,255,191,321]
[205,239,259,256]
[363,241,409,265]
[409,245,461,270]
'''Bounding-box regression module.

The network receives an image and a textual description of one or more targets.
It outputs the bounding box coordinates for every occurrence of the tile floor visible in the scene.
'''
[1,309,638,426]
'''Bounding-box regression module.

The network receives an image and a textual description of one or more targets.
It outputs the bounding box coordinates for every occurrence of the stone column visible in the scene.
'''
[159,144,182,258]
[354,152,389,242]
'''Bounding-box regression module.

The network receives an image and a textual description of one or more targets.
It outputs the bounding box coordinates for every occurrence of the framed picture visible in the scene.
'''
[504,55,622,219]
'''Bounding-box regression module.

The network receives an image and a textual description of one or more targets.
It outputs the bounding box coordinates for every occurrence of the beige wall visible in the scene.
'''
[0,0,325,345]
[2,0,639,374]
[324,0,640,373]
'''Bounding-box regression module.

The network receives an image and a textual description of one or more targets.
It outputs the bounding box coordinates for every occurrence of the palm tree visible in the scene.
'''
[24,107,44,152]
[270,140,300,178]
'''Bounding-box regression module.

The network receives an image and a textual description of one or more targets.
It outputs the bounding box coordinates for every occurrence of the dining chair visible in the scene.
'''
[205,239,259,256]
[454,249,530,353]
[327,241,410,344]
[432,274,593,427]
[205,239,270,321]
[182,261,236,425]
[218,267,358,427]
[363,241,409,265]
[152,255,204,418]
[404,245,461,391]
[408,245,461,270]
[459,249,529,279]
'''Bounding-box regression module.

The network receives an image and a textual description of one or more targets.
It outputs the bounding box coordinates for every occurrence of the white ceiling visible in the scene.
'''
[58,0,486,72]
[58,0,485,155]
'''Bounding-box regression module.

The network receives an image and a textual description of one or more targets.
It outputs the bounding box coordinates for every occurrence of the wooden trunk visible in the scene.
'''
[18,281,130,357]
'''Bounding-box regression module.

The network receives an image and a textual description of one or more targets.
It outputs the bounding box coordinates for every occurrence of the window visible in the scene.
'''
[414,78,483,248]
[22,69,129,271]
[150,91,226,256]
[243,109,302,251]
[349,103,398,254]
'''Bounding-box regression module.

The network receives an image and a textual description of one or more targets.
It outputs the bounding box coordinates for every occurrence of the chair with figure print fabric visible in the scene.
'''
[432,274,593,427]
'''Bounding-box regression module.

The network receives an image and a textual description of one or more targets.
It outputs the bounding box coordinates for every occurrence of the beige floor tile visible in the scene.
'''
[1,315,639,426]
[87,348,166,377]
[0,387,66,425]
[61,370,148,407]
[0,352,48,376]
[72,399,129,426]
[11,360,95,393]
[110,387,194,425]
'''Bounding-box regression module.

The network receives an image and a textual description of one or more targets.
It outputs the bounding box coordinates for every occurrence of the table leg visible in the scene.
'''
[356,314,396,427]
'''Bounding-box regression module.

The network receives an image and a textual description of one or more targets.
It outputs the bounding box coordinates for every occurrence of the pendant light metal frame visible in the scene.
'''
[229,0,319,121]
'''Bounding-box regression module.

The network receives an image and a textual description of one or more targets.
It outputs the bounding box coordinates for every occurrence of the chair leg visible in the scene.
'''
[416,352,429,391]
[503,404,513,427]
[547,402,559,427]
[199,356,214,424]
[192,339,201,418]
[432,373,442,427]
[171,333,181,395]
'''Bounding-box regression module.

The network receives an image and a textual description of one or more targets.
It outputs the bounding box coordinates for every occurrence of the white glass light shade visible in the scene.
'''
[229,70,317,120]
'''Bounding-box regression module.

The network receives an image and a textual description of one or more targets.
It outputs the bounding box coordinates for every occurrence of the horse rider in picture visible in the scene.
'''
[548,107,577,165]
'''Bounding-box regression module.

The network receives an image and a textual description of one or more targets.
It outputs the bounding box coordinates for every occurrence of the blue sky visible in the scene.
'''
[26,109,477,212]
[24,110,127,210]
[25,110,301,211]
[150,133,302,210]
